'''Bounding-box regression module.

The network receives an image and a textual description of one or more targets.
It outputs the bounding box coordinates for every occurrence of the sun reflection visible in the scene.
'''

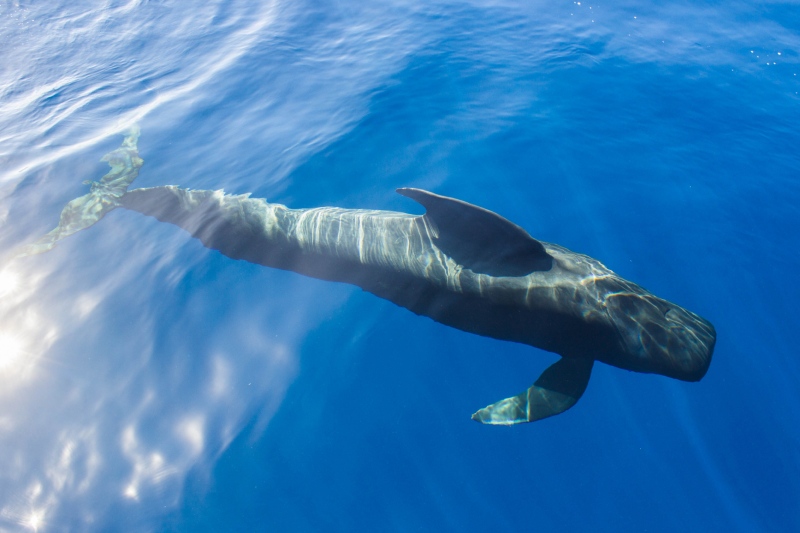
[25,510,44,531]
[177,415,205,457]
[0,268,20,297]
[0,263,59,388]
[124,484,138,500]
[0,332,24,371]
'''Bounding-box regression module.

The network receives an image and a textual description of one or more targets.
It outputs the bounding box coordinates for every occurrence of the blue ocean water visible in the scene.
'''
[1,0,799,531]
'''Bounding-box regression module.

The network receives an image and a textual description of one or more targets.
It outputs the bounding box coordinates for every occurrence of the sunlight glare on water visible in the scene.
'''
[0,332,23,372]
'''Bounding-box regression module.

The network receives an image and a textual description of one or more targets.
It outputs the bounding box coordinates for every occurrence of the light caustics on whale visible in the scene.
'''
[16,128,716,425]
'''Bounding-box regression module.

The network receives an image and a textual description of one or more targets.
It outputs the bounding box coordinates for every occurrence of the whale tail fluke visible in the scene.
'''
[13,126,143,258]
[471,357,593,425]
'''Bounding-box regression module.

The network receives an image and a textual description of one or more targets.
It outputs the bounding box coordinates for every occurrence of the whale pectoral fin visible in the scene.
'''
[471,357,594,425]
[396,187,552,276]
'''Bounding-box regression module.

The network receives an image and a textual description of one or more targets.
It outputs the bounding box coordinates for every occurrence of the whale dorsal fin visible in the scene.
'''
[397,188,552,277]
[471,357,594,425]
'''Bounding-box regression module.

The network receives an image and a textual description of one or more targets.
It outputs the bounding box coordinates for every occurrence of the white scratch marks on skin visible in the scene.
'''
[357,213,366,264]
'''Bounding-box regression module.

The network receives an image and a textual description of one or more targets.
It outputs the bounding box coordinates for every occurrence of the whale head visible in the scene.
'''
[604,292,716,382]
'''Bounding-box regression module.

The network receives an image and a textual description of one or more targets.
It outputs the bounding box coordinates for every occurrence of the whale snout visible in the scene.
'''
[606,293,716,381]
[659,306,716,381]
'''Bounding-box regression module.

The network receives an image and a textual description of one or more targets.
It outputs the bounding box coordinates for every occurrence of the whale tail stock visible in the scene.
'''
[471,357,594,425]
[13,126,143,258]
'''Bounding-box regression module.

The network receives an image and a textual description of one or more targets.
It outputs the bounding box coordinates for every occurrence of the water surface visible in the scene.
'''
[0,1,798,531]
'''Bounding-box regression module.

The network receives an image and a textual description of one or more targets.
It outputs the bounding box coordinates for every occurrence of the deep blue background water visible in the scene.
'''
[1,1,799,531]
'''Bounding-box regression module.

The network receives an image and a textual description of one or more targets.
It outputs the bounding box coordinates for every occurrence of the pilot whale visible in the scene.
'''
[18,128,716,425]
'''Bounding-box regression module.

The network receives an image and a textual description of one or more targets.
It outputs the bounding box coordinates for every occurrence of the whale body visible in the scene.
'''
[18,128,716,425]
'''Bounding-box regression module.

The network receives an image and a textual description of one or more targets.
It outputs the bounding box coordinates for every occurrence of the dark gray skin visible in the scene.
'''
[18,128,716,425]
